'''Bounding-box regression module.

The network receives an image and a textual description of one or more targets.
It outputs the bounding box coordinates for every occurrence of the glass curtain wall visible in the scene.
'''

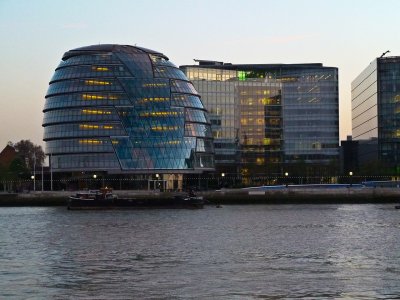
[183,63,339,179]
[377,57,400,167]
[43,45,214,173]
[281,68,339,164]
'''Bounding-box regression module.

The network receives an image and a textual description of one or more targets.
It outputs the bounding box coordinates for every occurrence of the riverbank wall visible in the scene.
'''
[0,187,399,206]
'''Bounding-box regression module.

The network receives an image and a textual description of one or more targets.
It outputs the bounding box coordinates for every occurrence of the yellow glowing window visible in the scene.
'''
[139,111,179,117]
[261,98,274,105]
[85,80,111,85]
[139,97,169,103]
[82,94,118,100]
[395,95,400,102]
[151,126,178,131]
[263,138,271,145]
[142,83,167,88]
[80,124,99,129]
[79,139,103,144]
[103,125,114,129]
[256,157,265,165]
[92,66,109,71]
[82,109,112,115]
[83,94,105,100]
[111,140,119,144]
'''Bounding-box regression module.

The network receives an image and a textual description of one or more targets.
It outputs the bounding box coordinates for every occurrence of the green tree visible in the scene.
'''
[13,140,45,169]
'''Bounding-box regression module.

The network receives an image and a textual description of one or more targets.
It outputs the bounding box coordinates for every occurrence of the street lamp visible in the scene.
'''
[92,174,97,189]
[31,175,35,191]
[349,171,353,187]
[285,172,289,187]
[155,174,160,190]
[33,154,36,191]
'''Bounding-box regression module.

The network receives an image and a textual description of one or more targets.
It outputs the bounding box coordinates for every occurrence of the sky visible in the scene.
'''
[1,0,400,150]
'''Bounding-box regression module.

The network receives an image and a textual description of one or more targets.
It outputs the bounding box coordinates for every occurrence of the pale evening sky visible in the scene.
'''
[0,0,399,150]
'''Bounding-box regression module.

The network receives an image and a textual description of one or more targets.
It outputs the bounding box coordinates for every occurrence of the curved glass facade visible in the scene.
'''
[43,44,214,173]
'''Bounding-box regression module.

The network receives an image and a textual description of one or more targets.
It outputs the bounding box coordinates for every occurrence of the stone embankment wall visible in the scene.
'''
[0,188,399,206]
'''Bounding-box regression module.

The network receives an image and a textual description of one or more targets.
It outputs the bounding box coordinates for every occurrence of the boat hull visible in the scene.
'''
[67,196,204,210]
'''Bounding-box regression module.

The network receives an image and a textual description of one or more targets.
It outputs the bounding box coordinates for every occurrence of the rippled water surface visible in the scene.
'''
[1,204,400,299]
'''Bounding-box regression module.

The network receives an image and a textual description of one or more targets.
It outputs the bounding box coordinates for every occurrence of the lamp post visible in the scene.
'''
[285,172,289,187]
[41,164,44,192]
[221,173,225,188]
[155,174,160,190]
[31,175,35,191]
[50,153,53,191]
[93,174,97,189]
[349,171,353,187]
[33,154,36,191]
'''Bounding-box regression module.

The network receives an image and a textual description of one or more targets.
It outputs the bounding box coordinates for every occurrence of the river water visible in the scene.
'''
[1,204,400,299]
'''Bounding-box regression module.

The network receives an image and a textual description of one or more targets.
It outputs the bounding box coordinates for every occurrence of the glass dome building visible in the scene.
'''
[43,44,214,174]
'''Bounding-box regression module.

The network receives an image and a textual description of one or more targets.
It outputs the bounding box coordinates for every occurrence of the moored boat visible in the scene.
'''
[67,188,204,210]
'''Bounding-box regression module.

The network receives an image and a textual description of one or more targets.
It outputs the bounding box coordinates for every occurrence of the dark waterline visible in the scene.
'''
[1,205,400,299]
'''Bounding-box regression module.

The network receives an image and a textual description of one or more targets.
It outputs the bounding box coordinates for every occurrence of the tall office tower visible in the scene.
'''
[352,56,400,171]
[181,61,339,178]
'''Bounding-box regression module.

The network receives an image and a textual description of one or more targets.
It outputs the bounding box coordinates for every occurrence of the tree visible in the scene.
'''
[13,140,45,169]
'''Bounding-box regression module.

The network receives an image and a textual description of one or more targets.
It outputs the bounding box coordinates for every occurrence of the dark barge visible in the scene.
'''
[67,188,204,210]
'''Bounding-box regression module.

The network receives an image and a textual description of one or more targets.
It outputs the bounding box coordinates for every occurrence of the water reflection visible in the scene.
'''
[0,205,400,299]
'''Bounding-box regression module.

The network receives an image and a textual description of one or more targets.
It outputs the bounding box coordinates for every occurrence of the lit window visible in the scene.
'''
[82,94,118,100]
[80,124,99,129]
[142,83,167,87]
[151,126,178,131]
[256,157,264,165]
[92,66,109,71]
[85,80,111,85]
[139,111,179,117]
[138,97,169,103]
[79,139,103,144]
[82,109,112,115]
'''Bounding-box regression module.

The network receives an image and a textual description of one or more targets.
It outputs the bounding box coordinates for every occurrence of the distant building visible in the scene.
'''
[43,45,214,189]
[180,61,339,178]
[340,136,359,174]
[0,145,18,168]
[351,56,400,172]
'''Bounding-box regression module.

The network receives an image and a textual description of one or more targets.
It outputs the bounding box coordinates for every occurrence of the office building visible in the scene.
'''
[181,61,339,178]
[351,55,400,172]
[43,45,214,184]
